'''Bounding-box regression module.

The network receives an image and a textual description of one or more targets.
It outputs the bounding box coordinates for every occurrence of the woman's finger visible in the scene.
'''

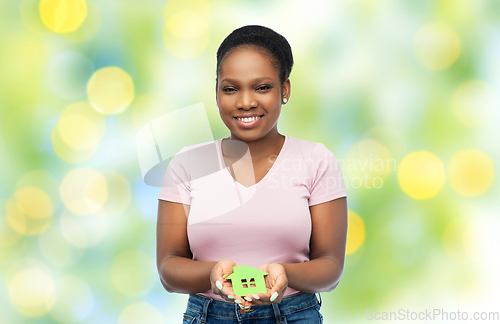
[245,295,267,306]
[215,279,223,291]
[274,273,288,293]
[267,276,287,303]
[233,296,247,307]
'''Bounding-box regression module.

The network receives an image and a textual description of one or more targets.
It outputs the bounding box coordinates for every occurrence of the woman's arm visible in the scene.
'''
[156,199,215,294]
[283,197,348,293]
[243,197,348,306]
[156,199,245,304]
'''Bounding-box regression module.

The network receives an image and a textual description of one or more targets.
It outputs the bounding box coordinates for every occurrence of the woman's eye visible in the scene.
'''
[223,88,235,92]
[257,85,271,91]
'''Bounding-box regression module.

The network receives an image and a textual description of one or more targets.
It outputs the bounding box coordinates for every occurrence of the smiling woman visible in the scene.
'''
[156,25,348,323]
[217,47,285,137]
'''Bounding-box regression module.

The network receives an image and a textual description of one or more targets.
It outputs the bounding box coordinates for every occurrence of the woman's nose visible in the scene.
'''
[237,90,257,109]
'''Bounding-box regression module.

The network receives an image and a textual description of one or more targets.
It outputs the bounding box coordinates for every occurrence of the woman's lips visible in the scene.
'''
[233,115,264,129]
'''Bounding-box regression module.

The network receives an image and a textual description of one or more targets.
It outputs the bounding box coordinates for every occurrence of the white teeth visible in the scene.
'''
[237,116,262,122]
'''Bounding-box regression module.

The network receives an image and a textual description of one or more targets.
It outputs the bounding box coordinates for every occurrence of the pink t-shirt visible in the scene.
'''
[158,135,347,300]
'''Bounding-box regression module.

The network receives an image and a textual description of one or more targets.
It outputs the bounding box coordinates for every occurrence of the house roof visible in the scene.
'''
[225,265,269,280]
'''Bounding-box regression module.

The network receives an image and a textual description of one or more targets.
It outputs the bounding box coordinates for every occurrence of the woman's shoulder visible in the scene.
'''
[168,139,218,170]
[286,136,335,157]
[179,138,217,152]
[170,139,218,161]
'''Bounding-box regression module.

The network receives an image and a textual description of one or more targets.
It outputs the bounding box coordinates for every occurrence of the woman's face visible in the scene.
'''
[216,45,290,142]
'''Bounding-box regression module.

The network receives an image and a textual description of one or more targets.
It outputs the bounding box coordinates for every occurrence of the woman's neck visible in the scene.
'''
[223,132,285,161]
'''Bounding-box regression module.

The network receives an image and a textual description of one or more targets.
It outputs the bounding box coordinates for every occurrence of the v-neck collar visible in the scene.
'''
[217,136,289,190]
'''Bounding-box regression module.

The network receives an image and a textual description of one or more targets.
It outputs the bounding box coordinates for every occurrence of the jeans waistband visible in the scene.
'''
[186,291,321,322]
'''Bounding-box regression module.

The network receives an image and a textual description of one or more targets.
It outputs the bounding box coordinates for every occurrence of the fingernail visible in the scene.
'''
[270,292,278,302]
[244,297,252,302]
[234,299,242,304]
[215,280,223,290]
[252,294,260,300]
[245,306,251,309]
[238,304,244,308]
[227,295,234,299]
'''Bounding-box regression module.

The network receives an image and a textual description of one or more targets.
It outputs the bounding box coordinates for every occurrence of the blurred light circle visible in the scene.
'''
[165,11,206,40]
[8,268,56,317]
[59,102,105,136]
[344,139,393,187]
[448,149,495,196]
[443,217,478,263]
[60,0,101,43]
[59,209,109,247]
[15,186,53,219]
[398,151,445,199]
[51,126,96,163]
[162,0,210,59]
[87,66,135,115]
[118,302,164,324]
[51,102,105,163]
[58,114,99,150]
[39,225,84,266]
[346,210,365,255]
[16,170,61,211]
[39,0,88,33]
[7,198,52,236]
[10,172,59,236]
[414,22,460,70]
[452,80,499,128]
[47,51,94,100]
[101,170,131,217]
[49,276,93,323]
[110,250,156,297]
[60,167,108,215]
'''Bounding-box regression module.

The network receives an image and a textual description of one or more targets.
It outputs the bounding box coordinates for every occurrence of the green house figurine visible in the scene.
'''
[225,265,269,297]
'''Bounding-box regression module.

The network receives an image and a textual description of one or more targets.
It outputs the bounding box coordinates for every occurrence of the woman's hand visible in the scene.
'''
[210,259,246,305]
[242,263,288,306]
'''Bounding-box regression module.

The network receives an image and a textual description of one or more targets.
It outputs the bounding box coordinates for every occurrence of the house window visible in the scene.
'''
[241,278,256,288]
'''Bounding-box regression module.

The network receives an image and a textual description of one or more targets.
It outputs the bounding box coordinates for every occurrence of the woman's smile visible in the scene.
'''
[233,114,264,128]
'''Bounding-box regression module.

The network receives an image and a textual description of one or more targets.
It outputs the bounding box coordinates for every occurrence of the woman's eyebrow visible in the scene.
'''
[221,77,273,84]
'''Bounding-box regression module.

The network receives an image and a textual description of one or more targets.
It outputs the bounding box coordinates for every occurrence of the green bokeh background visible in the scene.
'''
[1,0,499,323]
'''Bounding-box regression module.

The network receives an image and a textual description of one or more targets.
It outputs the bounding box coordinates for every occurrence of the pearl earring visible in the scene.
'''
[283,98,287,104]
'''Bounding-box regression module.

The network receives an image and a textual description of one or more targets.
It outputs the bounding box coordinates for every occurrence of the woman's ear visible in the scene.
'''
[282,78,291,102]
[215,82,219,107]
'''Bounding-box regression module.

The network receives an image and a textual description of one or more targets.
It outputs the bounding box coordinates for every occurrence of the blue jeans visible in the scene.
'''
[182,292,323,323]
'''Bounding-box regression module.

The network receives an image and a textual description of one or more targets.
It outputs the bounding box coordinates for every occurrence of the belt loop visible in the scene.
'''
[316,293,322,307]
[200,297,212,323]
[272,303,282,324]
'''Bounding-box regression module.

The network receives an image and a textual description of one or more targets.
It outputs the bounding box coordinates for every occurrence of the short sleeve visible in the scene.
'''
[308,143,347,206]
[158,148,191,205]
